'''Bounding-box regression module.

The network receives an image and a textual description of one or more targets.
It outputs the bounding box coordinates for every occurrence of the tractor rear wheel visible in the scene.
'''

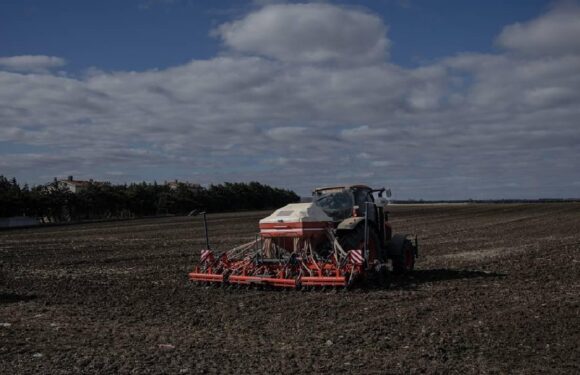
[338,225,380,263]
[392,238,415,275]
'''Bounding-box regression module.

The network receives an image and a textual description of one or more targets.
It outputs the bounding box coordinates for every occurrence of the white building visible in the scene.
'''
[0,216,39,228]
[56,176,97,193]
[165,179,202,193]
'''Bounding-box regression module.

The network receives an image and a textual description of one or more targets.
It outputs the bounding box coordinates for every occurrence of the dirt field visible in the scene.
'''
[1,204,579,374]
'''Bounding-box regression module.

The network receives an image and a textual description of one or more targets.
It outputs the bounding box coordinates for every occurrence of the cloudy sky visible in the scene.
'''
[1,0,579,199]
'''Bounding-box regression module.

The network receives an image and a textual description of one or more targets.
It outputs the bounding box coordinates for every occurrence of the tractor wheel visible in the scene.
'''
[392,238,415,275]
[338,225,380,263]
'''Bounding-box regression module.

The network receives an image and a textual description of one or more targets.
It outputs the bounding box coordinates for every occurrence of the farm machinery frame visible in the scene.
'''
[189,185,418,289]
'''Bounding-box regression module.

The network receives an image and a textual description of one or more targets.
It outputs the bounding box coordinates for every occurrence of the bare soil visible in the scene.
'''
[1,204,579,374]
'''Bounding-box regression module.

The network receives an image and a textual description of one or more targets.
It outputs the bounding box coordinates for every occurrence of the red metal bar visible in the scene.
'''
[188,272,224,283]
[228,275,297,288]
[300,276,347,286]
[265,278,297,288]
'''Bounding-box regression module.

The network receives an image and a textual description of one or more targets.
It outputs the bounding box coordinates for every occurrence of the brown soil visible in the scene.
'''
[1,204,579,374]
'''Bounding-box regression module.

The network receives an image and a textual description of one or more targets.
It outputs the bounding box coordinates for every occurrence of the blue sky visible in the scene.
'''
[1,0,550,71]
[0,0,579,198]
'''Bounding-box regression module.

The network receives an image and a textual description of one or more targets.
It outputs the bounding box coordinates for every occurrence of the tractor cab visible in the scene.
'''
[313,185,392,252]
[312,187,354,221]
[313,185,383,223]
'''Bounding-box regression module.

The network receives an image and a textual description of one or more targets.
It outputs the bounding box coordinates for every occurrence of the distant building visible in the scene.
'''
[165,179,202,193]
[0,216,39,228]
[56,176,103,193]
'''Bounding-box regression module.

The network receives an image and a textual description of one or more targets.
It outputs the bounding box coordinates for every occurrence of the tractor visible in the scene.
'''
[189,185,418,289]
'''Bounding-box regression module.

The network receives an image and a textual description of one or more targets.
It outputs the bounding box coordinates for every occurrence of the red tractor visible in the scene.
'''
[189,185,418,289]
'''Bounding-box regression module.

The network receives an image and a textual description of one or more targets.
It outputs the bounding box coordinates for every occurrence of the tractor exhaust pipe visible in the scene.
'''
[364,202,369,264]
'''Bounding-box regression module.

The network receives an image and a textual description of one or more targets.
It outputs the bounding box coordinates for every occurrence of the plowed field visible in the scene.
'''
[1,204,579,374]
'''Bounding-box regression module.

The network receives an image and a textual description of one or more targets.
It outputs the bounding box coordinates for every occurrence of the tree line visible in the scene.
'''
[392,198,580,204]
[0,176,299,222]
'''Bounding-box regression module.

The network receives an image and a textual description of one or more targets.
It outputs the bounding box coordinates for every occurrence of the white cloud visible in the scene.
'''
[217,3,389,65]
[341,126,390,139]
[496,2,580,56]
[370,160,393,167]
[0,55,66,73]
[1,3,579,198]
[267,127,308,141]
